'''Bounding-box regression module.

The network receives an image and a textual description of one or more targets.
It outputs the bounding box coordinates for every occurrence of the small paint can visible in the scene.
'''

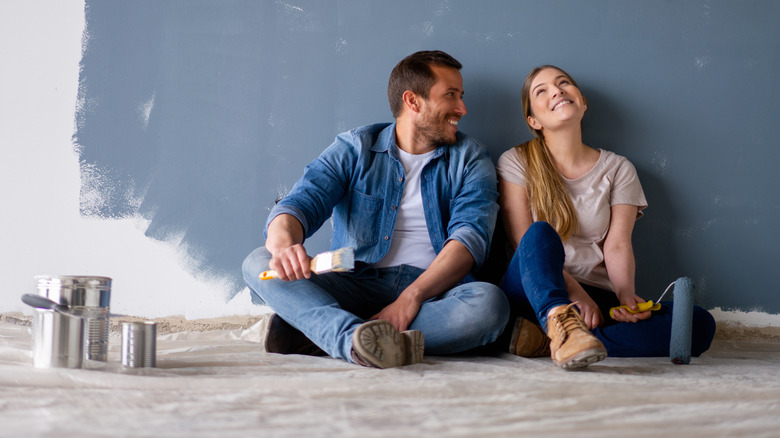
[121,321,156,368]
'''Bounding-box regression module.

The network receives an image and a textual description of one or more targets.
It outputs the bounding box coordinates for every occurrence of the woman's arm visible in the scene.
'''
[603,204,651,322]
[499,179,602,328]
[498,179,534,247]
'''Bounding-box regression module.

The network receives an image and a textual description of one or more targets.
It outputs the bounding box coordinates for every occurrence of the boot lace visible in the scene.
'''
[551,303,588,342]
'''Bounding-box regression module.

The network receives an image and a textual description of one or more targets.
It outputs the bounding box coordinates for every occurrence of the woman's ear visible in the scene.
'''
[527,115,542,131]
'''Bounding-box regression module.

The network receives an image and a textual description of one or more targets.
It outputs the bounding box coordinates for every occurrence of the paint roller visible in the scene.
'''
[670,276,695,365]
[609,277,695,364]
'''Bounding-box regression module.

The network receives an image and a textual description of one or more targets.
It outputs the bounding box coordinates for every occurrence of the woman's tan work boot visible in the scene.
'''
[546,303,607,370]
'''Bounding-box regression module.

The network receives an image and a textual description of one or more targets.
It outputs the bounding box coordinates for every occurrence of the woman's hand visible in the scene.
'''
[567,288,603,329]
[610,292,652,323]
[563,271,603,329]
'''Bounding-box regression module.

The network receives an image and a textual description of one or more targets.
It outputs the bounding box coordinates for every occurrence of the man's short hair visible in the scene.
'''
[387,50,462,118]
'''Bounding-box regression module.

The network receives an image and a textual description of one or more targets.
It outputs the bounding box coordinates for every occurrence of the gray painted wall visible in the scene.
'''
[75,1,780,313]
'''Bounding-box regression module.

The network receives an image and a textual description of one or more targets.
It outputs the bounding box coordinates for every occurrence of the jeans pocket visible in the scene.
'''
[347,190,383,246]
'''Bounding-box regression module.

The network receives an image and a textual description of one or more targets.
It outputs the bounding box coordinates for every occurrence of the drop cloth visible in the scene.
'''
[1,314,779,437]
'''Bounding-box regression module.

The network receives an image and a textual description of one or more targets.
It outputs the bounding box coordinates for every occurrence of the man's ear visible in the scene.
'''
[402,90,420,113]
[527,115,542,131]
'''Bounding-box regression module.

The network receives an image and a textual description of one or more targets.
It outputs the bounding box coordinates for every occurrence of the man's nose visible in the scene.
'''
[456,98,467,116]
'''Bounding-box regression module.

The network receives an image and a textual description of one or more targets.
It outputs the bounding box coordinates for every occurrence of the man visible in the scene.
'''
[242,50,508,369]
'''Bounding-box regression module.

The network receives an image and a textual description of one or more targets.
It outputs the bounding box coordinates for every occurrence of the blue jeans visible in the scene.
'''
[242,247,510,363]
[500,222,716,357]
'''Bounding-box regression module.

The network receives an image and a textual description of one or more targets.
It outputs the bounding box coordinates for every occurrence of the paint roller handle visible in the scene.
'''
[608,300,661,320]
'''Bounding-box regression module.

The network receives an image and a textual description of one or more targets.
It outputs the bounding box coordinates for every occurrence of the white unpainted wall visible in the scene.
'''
[0,0,263,319]
[0,1,776,326]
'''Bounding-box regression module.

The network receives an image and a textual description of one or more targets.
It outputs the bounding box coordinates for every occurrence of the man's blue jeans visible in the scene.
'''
[242,247,510,363]
[500,221,715,357]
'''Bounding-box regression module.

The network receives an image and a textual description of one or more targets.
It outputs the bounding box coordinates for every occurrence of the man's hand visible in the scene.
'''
[264,214,311,281]
[371,292,423,332]
[268,244,312,281]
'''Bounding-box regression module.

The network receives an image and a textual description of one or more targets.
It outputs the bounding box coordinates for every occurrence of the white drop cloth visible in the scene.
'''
[1,315,779,437]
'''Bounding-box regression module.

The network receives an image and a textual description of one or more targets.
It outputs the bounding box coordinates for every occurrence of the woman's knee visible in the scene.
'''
[518,221,564,261]
[522,221,558,244]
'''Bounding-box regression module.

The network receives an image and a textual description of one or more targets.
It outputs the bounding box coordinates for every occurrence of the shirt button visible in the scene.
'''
[391,205,397,210]
[397,177,403,182]
[384,236,390,240]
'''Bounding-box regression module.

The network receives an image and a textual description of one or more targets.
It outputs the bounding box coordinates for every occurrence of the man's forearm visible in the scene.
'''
[265,214,305,255]
[401,239,475,303]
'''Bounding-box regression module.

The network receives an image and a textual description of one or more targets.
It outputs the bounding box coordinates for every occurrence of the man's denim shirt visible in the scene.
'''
[265,122,499,277]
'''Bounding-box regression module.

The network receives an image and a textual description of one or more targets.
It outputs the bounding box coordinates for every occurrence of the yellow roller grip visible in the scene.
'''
[609,300,662,320]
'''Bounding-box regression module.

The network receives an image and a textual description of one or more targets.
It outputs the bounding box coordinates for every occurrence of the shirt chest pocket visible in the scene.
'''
[347,190,383,246]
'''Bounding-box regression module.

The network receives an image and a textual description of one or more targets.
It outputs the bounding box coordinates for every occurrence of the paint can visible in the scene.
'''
[32,307,85,369]
[121,321,156,368]
[32,275,111,368]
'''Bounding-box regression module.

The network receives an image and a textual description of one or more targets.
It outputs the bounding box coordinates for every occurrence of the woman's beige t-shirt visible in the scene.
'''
[497,148,648,291]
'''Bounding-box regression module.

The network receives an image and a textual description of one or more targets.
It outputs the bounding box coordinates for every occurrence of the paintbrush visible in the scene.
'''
[259,247,355,280]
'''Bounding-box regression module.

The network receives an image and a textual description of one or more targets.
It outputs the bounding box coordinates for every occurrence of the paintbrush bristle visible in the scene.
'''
[311,247,355,273]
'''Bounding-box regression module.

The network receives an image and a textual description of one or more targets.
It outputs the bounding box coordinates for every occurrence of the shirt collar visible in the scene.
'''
[371,122,447,160]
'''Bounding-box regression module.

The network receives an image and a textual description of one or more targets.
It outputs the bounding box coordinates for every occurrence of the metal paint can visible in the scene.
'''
[121,321,156,368]
[32,308,85,369]
[32,275,112,368]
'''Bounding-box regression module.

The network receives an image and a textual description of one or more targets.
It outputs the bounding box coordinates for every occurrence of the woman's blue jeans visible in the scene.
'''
[242,247,510,363]
[500,222,715,357]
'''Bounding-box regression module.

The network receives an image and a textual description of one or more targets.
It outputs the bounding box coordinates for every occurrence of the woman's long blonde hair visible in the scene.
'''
[516,65,582,241]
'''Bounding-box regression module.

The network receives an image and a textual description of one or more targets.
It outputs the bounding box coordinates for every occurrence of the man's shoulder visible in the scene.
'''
[331,122,394,152]
[341,122,393,142]
[449,131,490,157]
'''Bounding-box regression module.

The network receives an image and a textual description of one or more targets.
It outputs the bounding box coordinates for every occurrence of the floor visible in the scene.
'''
[1,313,780,438]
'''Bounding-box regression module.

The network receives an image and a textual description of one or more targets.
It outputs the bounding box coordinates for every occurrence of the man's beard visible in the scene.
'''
[415,111,457,147]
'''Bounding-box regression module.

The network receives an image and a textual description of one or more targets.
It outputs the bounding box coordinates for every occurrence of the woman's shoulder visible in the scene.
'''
[596,148,636,171]
[496,146,526,183]
[498,145,521,161]
[497,146,525,169]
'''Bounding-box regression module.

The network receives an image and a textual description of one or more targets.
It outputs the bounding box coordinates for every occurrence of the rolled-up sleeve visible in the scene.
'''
[263,134,355,241]
[444,144,499,269]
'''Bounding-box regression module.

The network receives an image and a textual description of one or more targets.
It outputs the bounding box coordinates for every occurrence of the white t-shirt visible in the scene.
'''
[374,148,438,270]
[497,147,648,291]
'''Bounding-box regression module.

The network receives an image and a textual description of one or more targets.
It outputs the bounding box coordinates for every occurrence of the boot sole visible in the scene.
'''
[403,329,425,365]
[352,320,424,369]
[555,347,607,370]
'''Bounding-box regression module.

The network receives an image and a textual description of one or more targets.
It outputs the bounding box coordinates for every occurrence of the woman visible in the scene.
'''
[496,65,715,370]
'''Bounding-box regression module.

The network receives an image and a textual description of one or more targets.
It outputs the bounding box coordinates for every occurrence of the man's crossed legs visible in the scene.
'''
[242,247,509,368]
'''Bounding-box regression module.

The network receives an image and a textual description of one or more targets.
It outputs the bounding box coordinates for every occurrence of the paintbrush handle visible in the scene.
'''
[259,259,316,280]
[259,270,279,280]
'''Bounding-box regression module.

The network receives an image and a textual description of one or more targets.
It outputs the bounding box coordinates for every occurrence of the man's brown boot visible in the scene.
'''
[546,303,607,369]
[509,316,550,357]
